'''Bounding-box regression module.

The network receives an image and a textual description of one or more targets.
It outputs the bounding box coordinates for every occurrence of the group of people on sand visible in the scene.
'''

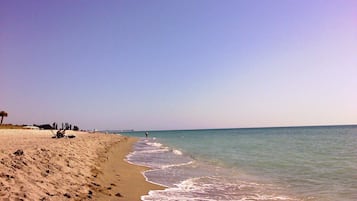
[53,129,76,139]
[55,129,66,138]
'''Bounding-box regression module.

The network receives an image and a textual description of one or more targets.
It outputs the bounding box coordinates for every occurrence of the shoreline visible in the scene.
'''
[0,129,164,200]
[92,135,165,200]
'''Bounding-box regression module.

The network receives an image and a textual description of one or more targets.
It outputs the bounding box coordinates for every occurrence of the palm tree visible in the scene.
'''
[0,111,8,125]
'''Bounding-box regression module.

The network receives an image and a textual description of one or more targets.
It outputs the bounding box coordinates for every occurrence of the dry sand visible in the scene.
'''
[0,129,164,201]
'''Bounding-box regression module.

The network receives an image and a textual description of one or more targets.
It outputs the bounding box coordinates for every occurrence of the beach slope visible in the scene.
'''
[0,129,163,200]
[92,136,165,200]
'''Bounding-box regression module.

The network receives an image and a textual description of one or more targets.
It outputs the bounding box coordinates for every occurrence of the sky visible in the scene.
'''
[1,0,357,130]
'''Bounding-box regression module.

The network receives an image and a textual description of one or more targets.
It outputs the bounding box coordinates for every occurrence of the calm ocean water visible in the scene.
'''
[120,126,357,201]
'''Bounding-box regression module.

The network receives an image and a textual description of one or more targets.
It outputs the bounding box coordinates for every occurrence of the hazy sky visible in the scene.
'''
[1,0,357,130]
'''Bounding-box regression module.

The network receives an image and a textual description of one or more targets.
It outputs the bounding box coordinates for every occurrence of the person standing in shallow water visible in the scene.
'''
[145,132,149,138]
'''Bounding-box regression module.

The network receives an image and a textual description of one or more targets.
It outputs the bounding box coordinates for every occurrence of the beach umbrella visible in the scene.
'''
[0,111,8,124]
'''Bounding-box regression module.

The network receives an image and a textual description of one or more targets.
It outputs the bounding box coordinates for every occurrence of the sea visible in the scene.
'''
[119,125,357,201]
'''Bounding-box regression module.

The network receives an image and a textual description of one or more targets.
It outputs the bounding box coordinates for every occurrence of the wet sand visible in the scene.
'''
[92,136,165,200]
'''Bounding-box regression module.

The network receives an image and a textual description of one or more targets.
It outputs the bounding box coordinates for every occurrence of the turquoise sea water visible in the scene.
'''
[121,126,357,201]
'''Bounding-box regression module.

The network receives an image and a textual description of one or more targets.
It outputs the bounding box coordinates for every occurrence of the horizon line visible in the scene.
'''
[107,123,357,133]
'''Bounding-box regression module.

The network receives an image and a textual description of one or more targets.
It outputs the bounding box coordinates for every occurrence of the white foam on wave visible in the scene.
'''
[173,149,183,155]
[142,176,298,201]
[126,149,169,160]
[237,194,296,201]
[141,170,170,188]
[146,142,163,148]
[142,177,216,201]
[124,152,140,166]
[141,148,170,154]
[162,160,194,169]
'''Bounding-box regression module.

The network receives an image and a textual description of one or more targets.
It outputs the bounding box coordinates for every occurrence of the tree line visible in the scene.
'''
[0,110,79,131]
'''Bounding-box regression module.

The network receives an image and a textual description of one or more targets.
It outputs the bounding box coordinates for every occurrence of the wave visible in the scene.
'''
[126,138,193,170]
[142,176,298,201]
[172,149,183,155]
[127,138,300,201]
[161,161,194,169]
[146,142,164,148]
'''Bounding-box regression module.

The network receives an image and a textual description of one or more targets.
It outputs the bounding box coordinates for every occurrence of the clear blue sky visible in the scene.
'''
[1,0,357,130]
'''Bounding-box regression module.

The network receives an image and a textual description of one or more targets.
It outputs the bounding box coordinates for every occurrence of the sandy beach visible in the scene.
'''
[0,129,164,201]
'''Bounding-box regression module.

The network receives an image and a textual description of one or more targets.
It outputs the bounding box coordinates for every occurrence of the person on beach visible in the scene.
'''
[56,129,65,138]
[145,132,149,138]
